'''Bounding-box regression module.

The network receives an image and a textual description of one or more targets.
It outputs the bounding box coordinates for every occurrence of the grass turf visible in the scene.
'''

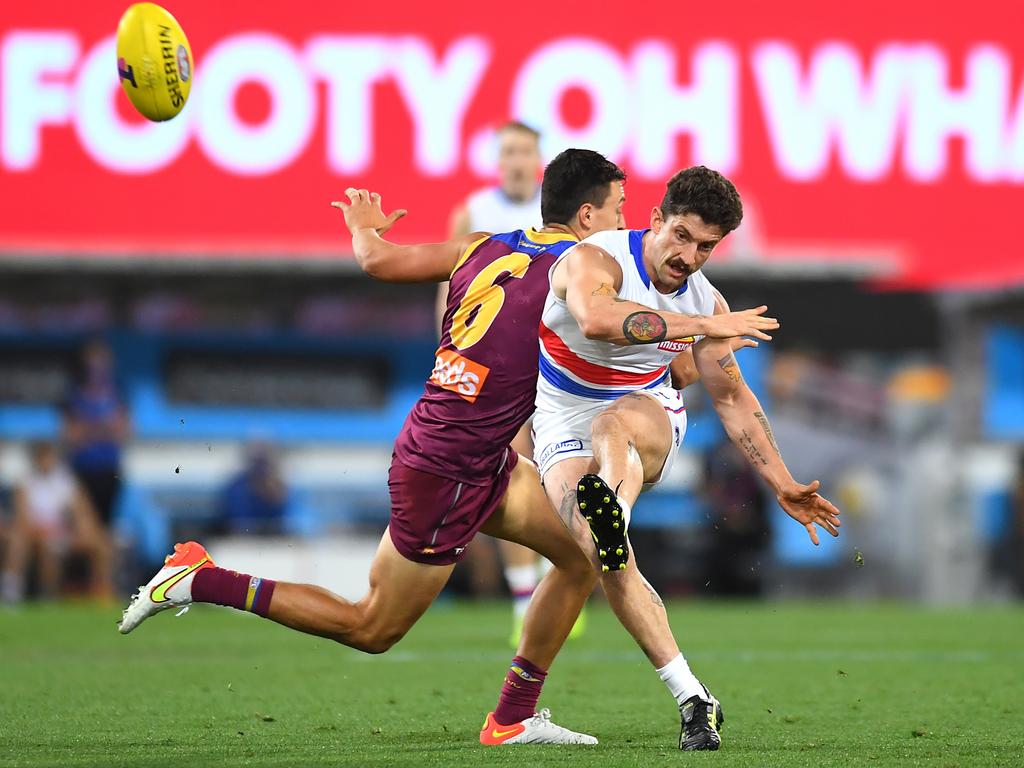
[1,600,1022,767]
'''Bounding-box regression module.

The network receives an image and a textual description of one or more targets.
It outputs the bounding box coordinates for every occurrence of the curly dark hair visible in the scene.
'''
[660,166,743,234]
[541,149,626,226]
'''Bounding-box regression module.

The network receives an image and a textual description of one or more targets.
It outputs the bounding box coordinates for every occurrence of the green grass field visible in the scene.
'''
[2,600,1022,767]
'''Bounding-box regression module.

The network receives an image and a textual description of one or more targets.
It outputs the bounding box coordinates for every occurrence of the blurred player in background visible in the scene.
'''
[441,121,561,643]
[1,441,113,603]
[531,166,840,750]
[220,443,289,536]
[62,338,129,529]
[448,120,543,238]
[704,436,771,596]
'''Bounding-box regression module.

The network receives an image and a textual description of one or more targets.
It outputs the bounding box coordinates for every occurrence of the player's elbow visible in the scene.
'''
[579,320,604,341]
[671,365,700,389]
[711,392,738,412]
[343,626,405,655]
[576,310,612,341]
[708,380,746,411]
[356,251,391,281]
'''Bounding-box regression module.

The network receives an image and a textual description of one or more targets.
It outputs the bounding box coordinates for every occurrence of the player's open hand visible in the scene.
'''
[331,188,408,236]
[706,306,779,341]
[777,480,841,546]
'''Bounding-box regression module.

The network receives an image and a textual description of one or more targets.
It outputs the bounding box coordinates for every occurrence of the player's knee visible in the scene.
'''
[578,560,600,590]
[344,625,405,655]
[591,409,627,440]
[357,636,398,655]
[555,543,598,587]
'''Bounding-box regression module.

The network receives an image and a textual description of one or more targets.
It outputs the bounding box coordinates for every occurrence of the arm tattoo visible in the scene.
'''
[623,311,668,344]
[739,429,769,466]
[592,282,629,303]
[754,411,781,455]
[717,353,743,384]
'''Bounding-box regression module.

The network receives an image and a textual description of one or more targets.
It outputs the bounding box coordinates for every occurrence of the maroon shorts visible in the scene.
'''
[387,448,518,566]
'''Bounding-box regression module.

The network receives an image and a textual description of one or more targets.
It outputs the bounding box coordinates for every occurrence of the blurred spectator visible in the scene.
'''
[1,442,113,602]
[221,444,289,535]
[703,438,771,596]
[62,338,129,528]
[1000,451,1024,597]
[0,462,9,582]
[450,121,543,233]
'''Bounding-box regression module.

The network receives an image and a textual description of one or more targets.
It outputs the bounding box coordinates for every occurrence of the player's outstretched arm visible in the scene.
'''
[564,244,779,346]
[331,188,483,284]
[693,337,842,546]
[670,290,760,388]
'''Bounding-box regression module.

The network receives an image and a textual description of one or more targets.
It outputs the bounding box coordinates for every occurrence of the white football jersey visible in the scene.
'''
[465,186,542,233]
[22,467,76,528]
[537,228,717,402]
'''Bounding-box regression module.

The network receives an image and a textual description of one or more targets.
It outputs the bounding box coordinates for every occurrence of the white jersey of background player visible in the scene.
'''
[449,121,543,236]
[531,166,842,750]
[439,121,550,645]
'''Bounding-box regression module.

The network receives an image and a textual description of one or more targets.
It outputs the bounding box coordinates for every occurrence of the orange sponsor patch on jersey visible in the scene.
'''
[431,348,491,403]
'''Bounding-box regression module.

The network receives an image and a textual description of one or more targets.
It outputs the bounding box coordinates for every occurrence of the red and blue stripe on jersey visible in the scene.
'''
[539,323,667,400]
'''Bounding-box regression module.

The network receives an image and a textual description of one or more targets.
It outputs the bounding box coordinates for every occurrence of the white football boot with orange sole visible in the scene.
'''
[118,541,215,634]
[479,709,598,745]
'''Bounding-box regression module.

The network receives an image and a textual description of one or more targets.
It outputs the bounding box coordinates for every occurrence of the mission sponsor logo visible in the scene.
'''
[431,348,490,403]
[657,336,696,353]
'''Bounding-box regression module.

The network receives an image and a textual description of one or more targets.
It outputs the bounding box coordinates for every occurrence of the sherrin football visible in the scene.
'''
[116,3,193,122]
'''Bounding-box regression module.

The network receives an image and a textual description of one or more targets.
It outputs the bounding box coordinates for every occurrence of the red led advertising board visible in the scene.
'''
[2,0,1022,288]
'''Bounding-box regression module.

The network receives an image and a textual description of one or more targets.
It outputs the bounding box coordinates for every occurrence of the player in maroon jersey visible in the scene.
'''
[118,149,775,745]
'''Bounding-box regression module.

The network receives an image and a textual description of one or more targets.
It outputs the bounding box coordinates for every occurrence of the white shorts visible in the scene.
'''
[532,384,687,488]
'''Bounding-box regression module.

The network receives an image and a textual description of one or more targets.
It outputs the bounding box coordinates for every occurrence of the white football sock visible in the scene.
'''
[505,564,538,619]
[656,653,705,706]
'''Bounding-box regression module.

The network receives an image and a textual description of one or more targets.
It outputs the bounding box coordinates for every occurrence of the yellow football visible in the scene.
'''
[115,3,193,122]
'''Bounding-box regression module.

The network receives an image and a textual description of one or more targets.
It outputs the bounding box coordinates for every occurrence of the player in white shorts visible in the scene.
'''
[533,166,842,751]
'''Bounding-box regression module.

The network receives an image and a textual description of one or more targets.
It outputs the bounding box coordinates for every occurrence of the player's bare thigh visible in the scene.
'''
[481,455,591,574]
[596,392,674,484]
[364,529,454,614]
[498,420,538,567]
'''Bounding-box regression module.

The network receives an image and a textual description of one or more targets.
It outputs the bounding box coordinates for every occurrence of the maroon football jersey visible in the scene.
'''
[393,229,578,485]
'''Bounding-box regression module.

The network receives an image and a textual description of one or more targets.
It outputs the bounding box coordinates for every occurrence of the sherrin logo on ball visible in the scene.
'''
[116,2,192,122]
